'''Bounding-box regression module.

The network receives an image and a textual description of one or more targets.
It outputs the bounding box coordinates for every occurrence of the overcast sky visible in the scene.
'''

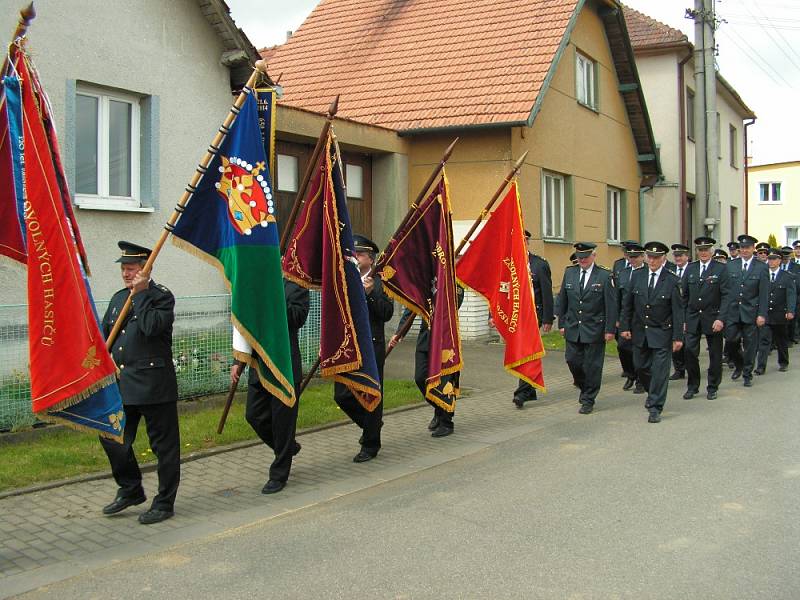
[227,0,799,166]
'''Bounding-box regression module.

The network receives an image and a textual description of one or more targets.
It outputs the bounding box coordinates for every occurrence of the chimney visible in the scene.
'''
[286,31,293,41]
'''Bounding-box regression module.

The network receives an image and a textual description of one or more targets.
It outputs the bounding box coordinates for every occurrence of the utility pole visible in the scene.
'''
[688,0,719,237]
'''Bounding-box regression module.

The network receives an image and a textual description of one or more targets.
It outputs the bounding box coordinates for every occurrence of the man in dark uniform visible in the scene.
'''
[725,234,769,387]
[713,248,728,264]
[612,240,639,278]
[723,241,740,367]
[512,230,554,407]
[390,285,465,437]
[230,280,310,494]
[727,241,740,260]
[557,242,617,414]
[783,245,800,344]
[333,235,394,462]
[620,241,685,423]
[755,248,796,374]
[681,237,729,400]
[755,242,770,263]
[615,243,645,392]
[669,243,691,380]
[99,242,180,525]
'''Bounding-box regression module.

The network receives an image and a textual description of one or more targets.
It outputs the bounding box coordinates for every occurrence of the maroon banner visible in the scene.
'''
[375,174,462,410]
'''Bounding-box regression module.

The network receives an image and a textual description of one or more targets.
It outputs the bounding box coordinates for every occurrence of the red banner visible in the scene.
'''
[456,182,545,390]
[17,53,118,415]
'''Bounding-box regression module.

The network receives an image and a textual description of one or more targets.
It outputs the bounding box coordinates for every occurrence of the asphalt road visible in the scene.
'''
[17,357,800,599]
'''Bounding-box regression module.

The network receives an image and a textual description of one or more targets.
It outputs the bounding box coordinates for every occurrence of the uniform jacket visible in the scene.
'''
[726,257,769,324]
[669,262,690,280]
[620,267,685,348]
[684,259,730,335]
[102,281,178,406]
[528,253,554,325]
[766,269,797,325]
[557,264,617,344]
[285,280,311,387]
[615,265,643,315]
[365,277,394,376]
[397,286,465,354]
[785,262,800,312]
[612,257,629,280]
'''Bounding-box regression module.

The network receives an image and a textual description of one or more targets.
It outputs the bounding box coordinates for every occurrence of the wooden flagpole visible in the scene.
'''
[106,61,269,351]
[385,150,528,358]
[2,3,35,77]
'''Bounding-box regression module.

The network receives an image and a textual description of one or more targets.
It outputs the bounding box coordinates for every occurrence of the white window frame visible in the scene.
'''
[542,171,565,240]
[784,225,799,247]
[607,187,622,243]
[575,51,596,110]
[74,85,142,211]
[729,124,738,168]
[758,181,782,204]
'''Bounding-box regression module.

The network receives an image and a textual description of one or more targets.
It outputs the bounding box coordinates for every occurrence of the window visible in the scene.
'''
[686,88,695,141]
[75,86,141,209]
[759,182,782,203]
[729,124,738,168]
[607,187,622,242]
[730,206,738,243]
[276,154,299,192]
[345,163,363,198]
[542,172,565,239]
[575,52,597,109]
[786,226,799,246]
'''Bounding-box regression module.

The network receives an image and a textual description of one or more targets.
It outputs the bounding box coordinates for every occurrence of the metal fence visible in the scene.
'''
[0,293,322,431]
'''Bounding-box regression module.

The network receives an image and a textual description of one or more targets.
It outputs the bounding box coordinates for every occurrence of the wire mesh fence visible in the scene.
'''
[0,293,322,432]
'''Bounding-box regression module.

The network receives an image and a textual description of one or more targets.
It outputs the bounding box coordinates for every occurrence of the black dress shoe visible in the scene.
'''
[623,377,635,391]
[138,508,174,525]
[727,361,736,370]
[743,378,753,387]
[102,494,146,515]
[293,442,302,456]
[353,448,378,463]
[633,383,645,394]
[683,390,697,400]
[261,479,286,494]
[431,424,453,438]
[648,413,661,423]
[731,369,742,380]
[754,368,765,376]
[706,390,717,400]
[669,371,685,380]
[427,416,440,431]
[578,404,593,414]
[512,397,524,409]
[779,365,788,372]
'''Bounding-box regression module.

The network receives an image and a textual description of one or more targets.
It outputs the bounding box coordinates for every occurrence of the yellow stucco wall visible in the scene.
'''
[747,162,800,246]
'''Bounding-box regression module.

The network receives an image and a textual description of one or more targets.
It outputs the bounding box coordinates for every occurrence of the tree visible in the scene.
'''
[767,233,778,248]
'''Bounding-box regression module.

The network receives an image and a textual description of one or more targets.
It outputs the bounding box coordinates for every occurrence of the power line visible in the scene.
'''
[728,0,800,73]
[717,26,793,88]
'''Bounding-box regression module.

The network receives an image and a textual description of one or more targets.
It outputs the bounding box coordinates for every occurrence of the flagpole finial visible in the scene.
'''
[254,59,268,75]
[443,137,459,163]
[513,150,529,172]
[329,95,340,118]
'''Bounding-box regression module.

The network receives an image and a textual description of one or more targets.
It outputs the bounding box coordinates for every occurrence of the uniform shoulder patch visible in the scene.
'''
[156,283,171,294]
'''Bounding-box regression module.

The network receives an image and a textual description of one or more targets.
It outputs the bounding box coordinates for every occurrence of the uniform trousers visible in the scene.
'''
[100,402,180,511]
[333,383,383,450]
[672,347,686,374]
[684,329,723,393]
[565,340,605,407]
[246,368,300,482]
[725,322,759,378]
[414,342,454,429]
[616,333,636,379]
[633,342,672,414]
[756,324,790,371]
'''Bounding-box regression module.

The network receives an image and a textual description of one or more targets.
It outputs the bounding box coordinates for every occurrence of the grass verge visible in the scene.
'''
[0,379,421,493]
[540,331,618,356]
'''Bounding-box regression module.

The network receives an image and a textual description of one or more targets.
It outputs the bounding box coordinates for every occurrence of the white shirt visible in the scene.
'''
[741,259,751,271]
[648,265,664,287]
[233,326,252,355]
[579,263,594,288]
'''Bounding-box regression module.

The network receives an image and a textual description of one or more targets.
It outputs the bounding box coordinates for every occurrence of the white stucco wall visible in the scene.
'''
[0,0,236,305]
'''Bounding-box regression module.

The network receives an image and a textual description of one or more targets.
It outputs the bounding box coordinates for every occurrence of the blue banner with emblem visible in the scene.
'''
[256,87,276,188]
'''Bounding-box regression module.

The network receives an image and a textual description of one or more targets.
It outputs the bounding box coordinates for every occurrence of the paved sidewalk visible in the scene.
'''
[0,339,739,597]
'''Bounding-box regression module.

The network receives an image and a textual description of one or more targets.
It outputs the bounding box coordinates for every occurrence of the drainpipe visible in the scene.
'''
[678,48,692,245]
[639,185,652,240]
[743,117,756,233]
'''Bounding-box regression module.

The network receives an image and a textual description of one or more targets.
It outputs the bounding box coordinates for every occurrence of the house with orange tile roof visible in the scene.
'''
[265,0,662,337]
[624,5,755,248]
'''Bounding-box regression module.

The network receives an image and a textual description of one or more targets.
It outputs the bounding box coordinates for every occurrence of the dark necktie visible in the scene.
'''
[742,261,748,273]
[580,269,587,291]
[772,272,776,283]
[700,263,706,278]
[677,266,683,278]
[649,271,657,294]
